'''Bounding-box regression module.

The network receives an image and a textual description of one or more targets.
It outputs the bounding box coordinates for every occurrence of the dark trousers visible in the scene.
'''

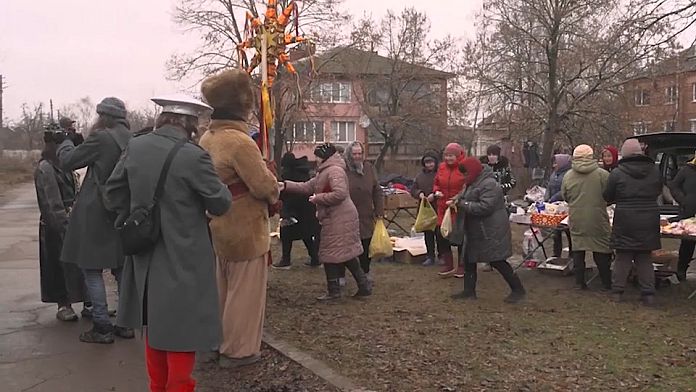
[678,240,695,274]
[572,251,612,289]
[359,238,372,273]
[281,235,318,264]
[613,250,654,295]
[463,260,519,294]
[325,258,366,284]
[435,227,461,258]
[551,230,573,258]
[424,230,437,258]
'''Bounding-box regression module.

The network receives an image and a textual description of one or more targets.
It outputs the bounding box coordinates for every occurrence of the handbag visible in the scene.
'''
[118,138,187,256]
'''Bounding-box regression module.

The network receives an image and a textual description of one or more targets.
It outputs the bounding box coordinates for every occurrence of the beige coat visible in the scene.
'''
[199,120,279,262]
[285,154,363,264]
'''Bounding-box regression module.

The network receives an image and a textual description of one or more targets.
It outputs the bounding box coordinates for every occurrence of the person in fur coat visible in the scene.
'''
[199,69,280,369]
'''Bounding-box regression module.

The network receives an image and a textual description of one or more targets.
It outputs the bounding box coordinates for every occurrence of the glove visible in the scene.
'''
[68,131,84,146]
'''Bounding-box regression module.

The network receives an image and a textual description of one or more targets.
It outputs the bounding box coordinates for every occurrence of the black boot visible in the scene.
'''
[452,270,477,300]
[345,259,372,297]
[504,274,527,304]
[272,258,292,270]
[79,323,115,344]
[572,252,587,289]
[595,253,613,291]
[316,278,341,301]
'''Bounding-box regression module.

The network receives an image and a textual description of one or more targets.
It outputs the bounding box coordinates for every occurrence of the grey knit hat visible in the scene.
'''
[96,97,127,119]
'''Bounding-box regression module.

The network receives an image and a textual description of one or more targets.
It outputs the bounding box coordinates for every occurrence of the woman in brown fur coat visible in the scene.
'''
[199,69,279,368]
[280,143,372,301]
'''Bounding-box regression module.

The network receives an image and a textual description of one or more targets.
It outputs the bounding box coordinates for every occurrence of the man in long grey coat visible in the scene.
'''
[58,97,133,344]
[105,95,231,391]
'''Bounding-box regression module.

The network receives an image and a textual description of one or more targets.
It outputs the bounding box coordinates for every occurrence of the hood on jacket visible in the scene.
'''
[554,154,572,172]
[318,153,346,172]
[480,155,510,171]
[572,156,600,174]
[421,151,440,170]
[617,155,655,179]
[601,145,619,170]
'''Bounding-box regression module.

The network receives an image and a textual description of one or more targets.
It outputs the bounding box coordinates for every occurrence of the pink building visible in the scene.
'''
[287,47,454,167]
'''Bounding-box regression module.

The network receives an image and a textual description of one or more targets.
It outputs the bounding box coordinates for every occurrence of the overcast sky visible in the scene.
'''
[0,0,483,121]
[0,0,693,122]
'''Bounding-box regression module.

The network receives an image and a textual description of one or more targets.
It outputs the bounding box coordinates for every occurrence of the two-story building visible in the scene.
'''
[622,46,696,136]
[287,46,454,170]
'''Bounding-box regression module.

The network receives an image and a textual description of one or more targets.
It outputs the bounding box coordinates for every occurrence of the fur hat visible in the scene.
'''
[573,144,594,159]
[314,143,337,160]
[201,69,254,120]
[96,97,127,119]
[621,139,643,158]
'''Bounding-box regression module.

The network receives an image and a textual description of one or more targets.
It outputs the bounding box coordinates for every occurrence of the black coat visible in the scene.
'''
[604,155,662,251]
[280,155,319,241]
[457,167,512,263]
[667,163,696,219]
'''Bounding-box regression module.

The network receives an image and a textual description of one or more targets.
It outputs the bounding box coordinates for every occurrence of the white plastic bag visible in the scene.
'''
[522,228,545,262]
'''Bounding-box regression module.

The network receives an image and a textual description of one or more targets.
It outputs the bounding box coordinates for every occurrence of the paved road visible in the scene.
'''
[0,184,147,392]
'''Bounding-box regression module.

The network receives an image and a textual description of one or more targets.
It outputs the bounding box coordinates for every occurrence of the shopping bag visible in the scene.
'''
[440,207,454,238]
[369,219,393,259]
[413,199,438,232]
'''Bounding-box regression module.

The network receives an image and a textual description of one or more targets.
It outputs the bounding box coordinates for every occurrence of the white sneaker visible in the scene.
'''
[338,277,346,287]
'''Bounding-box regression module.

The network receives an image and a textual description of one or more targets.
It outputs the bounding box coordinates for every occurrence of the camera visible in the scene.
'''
[43,123,68,143]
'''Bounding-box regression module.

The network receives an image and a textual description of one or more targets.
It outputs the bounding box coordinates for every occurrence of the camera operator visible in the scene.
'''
[57,98,134,344]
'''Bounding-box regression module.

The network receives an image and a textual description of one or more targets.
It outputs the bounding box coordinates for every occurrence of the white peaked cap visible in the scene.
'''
[151,94,213,118]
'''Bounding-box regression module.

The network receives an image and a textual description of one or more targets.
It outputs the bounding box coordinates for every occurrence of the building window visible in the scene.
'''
[292,121,324,142]
[309,82,352,103]
[633,122,649,135]
[331,121,356,143]
[663,120,676,132]
[665,85,678,104]
[690,119,696,133]
[634,89,650,106]
[692,83,696,102]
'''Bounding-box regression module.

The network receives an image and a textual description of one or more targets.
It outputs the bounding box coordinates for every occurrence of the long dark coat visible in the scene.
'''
[604,155,663,251]
[280,154,319,241]
[34,159,86,304]
[458,167,512,263]
[105,125,231,352]
[285,154,363,264]
[345,161,384,239]
[57,121,131,270]
[668,163,696,219]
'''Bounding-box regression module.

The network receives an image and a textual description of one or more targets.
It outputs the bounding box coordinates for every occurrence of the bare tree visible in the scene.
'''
[348,8,456,171]
[15,103,47,150]
[59,97,96,134]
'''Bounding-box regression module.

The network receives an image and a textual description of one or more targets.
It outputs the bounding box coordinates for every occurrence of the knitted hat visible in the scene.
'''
[96,97,127,119]
[458,157,484,185]
[314,143,337,160]
[444,143,465,157]
[573,144,594,159]
[621,139,643,158]
[486,145,502,157]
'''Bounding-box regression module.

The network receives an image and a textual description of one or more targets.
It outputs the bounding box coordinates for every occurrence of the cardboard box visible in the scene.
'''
[393,250,427,264]
[384,193,418,210]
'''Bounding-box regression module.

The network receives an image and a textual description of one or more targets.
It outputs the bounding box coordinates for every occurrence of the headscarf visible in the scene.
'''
[553,154,571,170]
[601,145,619,169]
[458,157,484,185]
[344,141,365,175]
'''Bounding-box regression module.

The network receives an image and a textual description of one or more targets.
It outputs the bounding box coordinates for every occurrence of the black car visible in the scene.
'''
[626,132,696,215]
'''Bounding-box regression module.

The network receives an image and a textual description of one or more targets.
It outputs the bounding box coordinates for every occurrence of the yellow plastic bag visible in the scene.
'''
[413,198,438,232]
[369,219,393,259]
[440,206,454,238]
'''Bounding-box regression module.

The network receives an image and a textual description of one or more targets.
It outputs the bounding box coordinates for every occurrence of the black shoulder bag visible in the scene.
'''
[119,139,187,256]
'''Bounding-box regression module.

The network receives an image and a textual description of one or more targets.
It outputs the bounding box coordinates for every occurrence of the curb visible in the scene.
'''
[263,332,370,392]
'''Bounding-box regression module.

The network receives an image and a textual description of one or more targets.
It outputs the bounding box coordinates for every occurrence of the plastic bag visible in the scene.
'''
[413,198,438,232]
[440,207,454,238]
[369,219,393,259]
[522,228,544,262]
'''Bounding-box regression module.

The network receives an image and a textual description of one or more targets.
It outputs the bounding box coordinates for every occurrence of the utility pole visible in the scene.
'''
[0,74,4,128]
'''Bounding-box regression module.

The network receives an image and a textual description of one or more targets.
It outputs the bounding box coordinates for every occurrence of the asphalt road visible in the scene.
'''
[0,183,148,392]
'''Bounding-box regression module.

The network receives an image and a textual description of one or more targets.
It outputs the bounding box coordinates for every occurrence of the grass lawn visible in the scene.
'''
[0,157,35,194]
[265,226,696,391]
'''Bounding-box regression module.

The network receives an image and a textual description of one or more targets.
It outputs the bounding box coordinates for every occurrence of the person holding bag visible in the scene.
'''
[105,95,231,391]
[279,143,372,301]
[411,152,440,266]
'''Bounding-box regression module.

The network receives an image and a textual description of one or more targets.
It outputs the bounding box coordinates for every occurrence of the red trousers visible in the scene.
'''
[145,337,196,392]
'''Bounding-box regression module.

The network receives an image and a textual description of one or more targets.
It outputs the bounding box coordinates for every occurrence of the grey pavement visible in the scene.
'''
[0,183,148,392]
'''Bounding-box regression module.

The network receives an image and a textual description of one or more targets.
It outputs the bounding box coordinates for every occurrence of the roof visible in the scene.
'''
[629,46,696,80]
[296,46,454,79]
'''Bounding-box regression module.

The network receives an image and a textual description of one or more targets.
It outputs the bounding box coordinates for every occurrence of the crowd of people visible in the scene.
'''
[31,67,684,390]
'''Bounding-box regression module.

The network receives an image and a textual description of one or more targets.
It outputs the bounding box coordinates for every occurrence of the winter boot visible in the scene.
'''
[500,268,526,304]
[438,253,456,277]
[79,323,115,344]
[452,271,477,300]
[272,258,292,270]
[345,259,372,297]
[641,294,656,307]
[316,279,341,301]
[453,260,465,279]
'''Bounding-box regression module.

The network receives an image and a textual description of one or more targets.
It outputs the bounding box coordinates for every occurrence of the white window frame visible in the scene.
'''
[292,121,324,143]
[692,83,696,102]
[690,119,696,133]
[331,121,357,143]
[634,89,650,106]
[632,121,650,136]
[309,82,352,103]
[665,85,678,105]
[662,120,676,132]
